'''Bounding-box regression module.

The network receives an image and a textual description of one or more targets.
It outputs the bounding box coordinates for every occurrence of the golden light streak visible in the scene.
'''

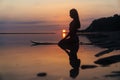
[62,29,67,38]
[62,33,66,38]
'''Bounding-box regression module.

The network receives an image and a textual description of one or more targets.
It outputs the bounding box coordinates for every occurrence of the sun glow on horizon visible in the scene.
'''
[62,29,67,38]
[62,29,66,33]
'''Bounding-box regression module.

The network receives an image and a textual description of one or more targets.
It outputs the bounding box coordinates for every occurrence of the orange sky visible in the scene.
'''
[0,0,120,31]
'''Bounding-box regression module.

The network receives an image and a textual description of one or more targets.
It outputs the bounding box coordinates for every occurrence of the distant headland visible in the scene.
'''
[80,14,120,32]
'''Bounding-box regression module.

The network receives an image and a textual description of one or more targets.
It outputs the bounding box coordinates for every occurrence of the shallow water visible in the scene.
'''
[0,32,120,80]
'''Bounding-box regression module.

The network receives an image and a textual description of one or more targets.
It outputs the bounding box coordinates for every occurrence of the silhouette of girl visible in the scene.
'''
[58,8,81,70]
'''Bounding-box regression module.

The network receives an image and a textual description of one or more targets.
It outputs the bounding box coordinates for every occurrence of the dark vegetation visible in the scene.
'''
[81,14,120,32]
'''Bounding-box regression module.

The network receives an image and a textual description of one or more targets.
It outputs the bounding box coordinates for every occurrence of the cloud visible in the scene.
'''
[12,21,45,24]
[0,20,46,24]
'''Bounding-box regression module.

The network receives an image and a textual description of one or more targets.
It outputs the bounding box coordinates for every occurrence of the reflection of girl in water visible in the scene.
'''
[58,8,81,70]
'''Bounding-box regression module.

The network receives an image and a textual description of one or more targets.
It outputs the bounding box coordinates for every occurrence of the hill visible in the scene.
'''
[83,14,120,32]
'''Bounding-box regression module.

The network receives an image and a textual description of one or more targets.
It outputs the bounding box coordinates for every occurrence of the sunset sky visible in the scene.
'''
[0,0,120,32]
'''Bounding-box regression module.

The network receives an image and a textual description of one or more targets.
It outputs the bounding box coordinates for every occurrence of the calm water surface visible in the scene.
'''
[0,32,120,80]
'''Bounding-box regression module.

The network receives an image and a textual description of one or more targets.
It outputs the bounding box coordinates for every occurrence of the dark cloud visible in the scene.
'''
[0,23,60,33]
[13,21,46,24]
[0,20,46,24]
[0,21,6,24]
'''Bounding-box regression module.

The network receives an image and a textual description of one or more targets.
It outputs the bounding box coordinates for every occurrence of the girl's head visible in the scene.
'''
[70,8,80,28]
[70,8,79,19]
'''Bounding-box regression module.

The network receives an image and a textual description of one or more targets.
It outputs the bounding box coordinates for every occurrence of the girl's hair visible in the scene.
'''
[70,8,81,28]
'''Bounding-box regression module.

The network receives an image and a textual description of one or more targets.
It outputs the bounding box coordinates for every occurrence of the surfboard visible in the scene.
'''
[31,41,57,45]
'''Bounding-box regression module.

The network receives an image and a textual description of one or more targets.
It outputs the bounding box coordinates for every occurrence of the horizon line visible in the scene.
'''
[0,33,56,34]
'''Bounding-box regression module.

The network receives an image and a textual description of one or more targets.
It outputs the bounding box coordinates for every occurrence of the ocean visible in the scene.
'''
[0,31,120,80]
